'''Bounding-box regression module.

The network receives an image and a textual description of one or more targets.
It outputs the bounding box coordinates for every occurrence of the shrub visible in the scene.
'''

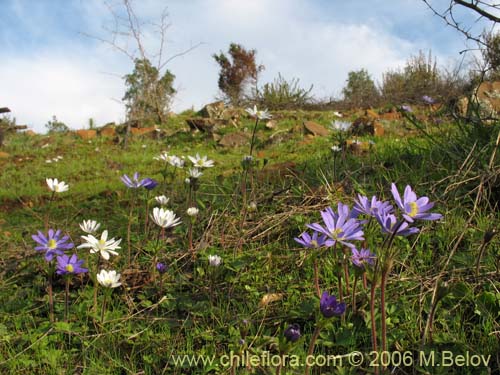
[45,116,69,134]
[213,43,264,105]
[253,73,314,110]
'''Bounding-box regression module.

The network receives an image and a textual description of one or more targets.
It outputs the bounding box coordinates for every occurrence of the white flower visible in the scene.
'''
[78,230,121,260]
[333,111,343,118]
[56,155,63,160]
[188,153,214,168]
[208,254,222,267]
[184,178,191,184]
[79,220,101,234]
[150,207,182,229]
[96,269,122,288]
[45,160,52,164]
[331,145,342,152]
[246,105,272,120]
[155,195,170,206]
[46,178,69,193]
[188,168,203,179]
[330,120,352,132]
[186,207,199,216]
[169,155,185,168]
[247,201,257,212]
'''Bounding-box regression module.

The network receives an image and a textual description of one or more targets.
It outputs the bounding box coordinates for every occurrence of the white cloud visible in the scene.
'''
[0,0,469,133]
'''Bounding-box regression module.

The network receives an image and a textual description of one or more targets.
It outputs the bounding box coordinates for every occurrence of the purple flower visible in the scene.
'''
[307,204,364,248]
[391,183,442,223]
[320,291,346,318]
[294,231,326,248]
[284,324,301,342]
[56,254,88,275]
[375,211,419,237]
[422,95,435,105]
[121,172,147,188]
[142,178,158,190]
[353,194,393,218]
[400,105,412,113]
[156,262,167,273]
[32,229,74,262]
[351,247,376,269]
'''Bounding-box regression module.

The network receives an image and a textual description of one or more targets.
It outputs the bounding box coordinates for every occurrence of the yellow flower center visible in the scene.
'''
[311,240,318,247]
[331,228,342,239]
[408,202,419,217]
[65,264,74,273]
[47,239,57,249]
[99,239,106,246]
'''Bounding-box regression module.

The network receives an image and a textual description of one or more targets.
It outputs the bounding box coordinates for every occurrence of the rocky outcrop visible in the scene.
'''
[303,121,329,137]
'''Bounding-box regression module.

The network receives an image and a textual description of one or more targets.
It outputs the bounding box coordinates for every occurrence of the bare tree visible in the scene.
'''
[81,0,202,127]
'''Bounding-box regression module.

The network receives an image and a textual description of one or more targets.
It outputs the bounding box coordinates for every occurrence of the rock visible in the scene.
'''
[24,130,37,136]
[186,118,216,133]
[365,109,379,119]
[303,121,329,137]
[476,81,500,117]
[374,121,385,137]
[379,109,401,121]
[0,151,10,158]
[198,101,225,119]
[265,120,277,129]
[100,126,116,138]
[130,127,158,138]
[75,129,97,140]
[347,140,372,155]
[218,131,250,148]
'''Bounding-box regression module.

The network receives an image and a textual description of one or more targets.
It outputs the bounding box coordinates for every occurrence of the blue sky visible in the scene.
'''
[0,0,492,132]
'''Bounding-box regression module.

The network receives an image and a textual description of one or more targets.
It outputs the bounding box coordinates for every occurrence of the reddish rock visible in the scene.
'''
[130,127,157,137]
[100,126,116,137]
[25,130,37,136]
[365,109,379,119]
[374,121,385,137]
[218,131,250,148]
[75,130,97,140]
[0,151,10,159]
[379,111,401,121]
[303,121,329,137]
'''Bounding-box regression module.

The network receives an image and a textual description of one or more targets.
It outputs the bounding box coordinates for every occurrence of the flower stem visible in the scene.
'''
[352,274,358,314]
[369,281,379,375]
[304,325,321,375]
[101,292,108,324]
[48,271,54,323]
[65,278,70,322]
[313,257,321,298]
[380,270,388,357]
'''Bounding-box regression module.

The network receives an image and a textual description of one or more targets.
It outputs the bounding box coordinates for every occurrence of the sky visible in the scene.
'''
[0,0,495,133]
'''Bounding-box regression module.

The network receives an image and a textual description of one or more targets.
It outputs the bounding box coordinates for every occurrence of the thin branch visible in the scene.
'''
[454,0,500,22]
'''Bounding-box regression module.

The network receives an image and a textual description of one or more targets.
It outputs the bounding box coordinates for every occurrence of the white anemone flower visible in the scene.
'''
[96,269,122,288]
[186,207,199,217]
[155,195,170,206]
[188,168,203,179]
[168,155,185,168]
[78,230,121,260]
[188,153,214,168]
[208,254,222,267]
[246,105,271,120]
[333,111,343,118]
[79,220,101,234]
[331,120,352,132]
[46,178,69,193]
[151,207,182,229]
[331,145,342,153]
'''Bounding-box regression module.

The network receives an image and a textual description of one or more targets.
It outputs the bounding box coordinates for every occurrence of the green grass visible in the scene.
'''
[0,110,499,374]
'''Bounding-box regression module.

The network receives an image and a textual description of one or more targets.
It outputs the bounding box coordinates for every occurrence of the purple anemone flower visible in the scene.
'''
[391,183,442,223]
[351,247,376,269]
[422,95,435,105]
[400,105,412,113]
[320,291,346,318]
[32,229,74,262]
[307,204,364,248]
[121,172,147,188]
[56,254,88,275]
[142,178,159,190]
[375,211,419,237]
[353,194,393,218]
[284,324,301,342]
[156,262,167,273]
[294,231,326,248]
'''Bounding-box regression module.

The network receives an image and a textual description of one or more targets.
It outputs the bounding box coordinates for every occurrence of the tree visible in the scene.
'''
[123,58,176,124]
[213,43,264,105]
[342,69,380,108]
[45,116,69,134]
